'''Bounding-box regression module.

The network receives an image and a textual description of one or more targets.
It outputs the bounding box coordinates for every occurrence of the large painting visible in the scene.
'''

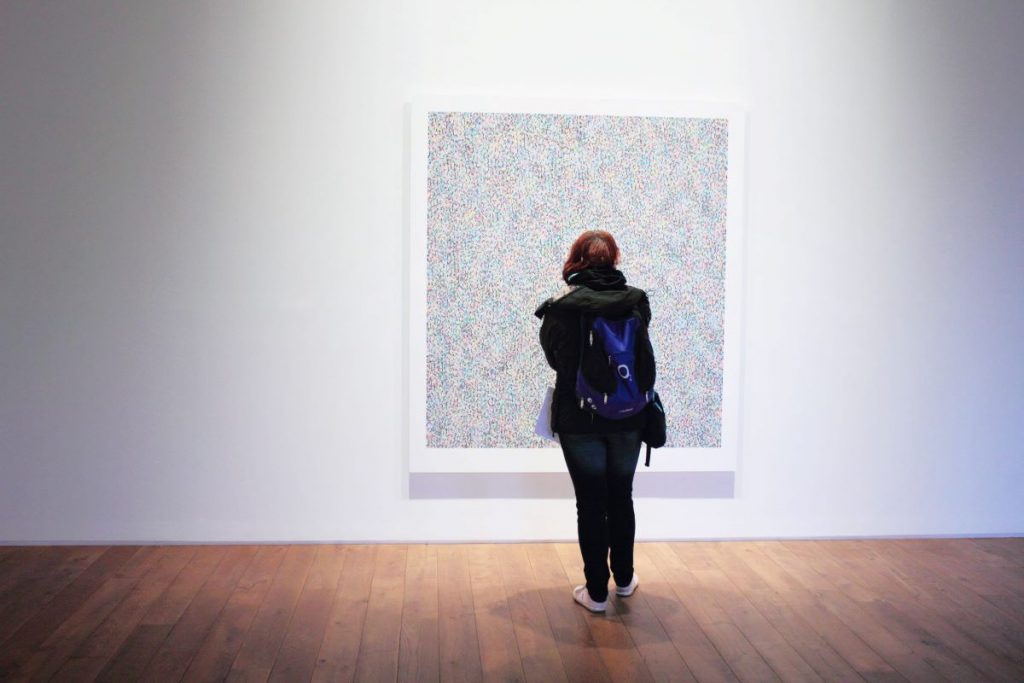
[408,97,745,475]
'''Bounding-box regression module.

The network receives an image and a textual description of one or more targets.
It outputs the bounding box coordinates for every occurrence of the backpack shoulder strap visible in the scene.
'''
[576,311,590,374]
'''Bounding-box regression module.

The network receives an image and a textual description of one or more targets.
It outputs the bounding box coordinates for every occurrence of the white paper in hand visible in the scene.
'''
[534,386,560,443]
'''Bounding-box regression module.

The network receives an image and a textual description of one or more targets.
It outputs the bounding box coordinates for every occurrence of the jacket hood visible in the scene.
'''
[534,266,646,318]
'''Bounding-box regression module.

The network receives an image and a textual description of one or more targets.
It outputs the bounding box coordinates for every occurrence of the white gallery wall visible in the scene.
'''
[1,0,1022,543]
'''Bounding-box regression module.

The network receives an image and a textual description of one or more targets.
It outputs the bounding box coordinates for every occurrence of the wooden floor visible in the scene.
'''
[0,539,1021,682]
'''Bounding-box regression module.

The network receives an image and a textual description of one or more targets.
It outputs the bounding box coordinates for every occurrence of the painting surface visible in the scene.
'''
[426,112,729,448]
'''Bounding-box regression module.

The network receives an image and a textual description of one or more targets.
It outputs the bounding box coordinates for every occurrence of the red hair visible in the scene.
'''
[562,230,620,281]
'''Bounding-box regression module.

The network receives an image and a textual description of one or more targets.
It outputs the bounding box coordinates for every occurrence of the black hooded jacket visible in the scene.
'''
[534,265,651,435]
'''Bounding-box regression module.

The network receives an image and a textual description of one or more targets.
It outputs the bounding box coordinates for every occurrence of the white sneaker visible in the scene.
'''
[615,572,639,597]
[572,585,608,612]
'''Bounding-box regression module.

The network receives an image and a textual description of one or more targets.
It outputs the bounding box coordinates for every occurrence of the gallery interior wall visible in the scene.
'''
[1,0,1021,543]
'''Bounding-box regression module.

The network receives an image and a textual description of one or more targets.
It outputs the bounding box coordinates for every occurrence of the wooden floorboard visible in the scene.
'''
[311,544,375,682]
[0,538,1020,682]
[634,542,740,682]
[181,545,288,682]
[0,545,108,647]
[225,543,316,681]
[397,544,440,683]
[268,545,346,683]
[495,542,567,683]
[679,541,825,681]
[436,543,482,683]
[552,541,654,682]
[355,544,408,683]
[95,545,223,682]
[466,543,525,682]
[526,542,611,682]
[654,541,783,682]
[0,545,144,681]
[52,546,192,681]
[142,545,260,681]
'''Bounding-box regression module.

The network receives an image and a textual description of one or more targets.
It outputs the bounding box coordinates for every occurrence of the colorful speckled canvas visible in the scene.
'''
[426,111,728,449]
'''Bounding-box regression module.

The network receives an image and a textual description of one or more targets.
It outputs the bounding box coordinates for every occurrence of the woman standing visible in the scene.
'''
[534,230,653,612]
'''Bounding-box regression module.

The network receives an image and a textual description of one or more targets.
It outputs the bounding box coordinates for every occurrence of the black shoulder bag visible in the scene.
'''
[641,392,666,466]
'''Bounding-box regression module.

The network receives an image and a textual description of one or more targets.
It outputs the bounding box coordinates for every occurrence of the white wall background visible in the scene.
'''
[2,0,1022,543]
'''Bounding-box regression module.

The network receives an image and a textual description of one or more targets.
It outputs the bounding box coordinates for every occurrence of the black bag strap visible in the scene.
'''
[577,312,587,375]
[645,442,651,467]
[576,312,592,420]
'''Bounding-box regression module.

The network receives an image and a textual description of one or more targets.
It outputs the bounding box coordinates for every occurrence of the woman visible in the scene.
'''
[534,230,652,612]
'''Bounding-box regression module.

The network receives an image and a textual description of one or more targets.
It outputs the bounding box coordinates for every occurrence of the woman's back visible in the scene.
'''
[535,264,652,435]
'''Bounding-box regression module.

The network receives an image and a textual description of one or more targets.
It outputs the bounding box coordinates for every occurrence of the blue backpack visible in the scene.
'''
[575,309,655,420]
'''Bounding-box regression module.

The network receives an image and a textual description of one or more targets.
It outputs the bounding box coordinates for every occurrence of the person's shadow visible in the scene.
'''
[494,582,687,648]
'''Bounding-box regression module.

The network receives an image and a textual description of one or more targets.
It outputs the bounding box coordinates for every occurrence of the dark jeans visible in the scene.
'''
[559,430,642,602]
